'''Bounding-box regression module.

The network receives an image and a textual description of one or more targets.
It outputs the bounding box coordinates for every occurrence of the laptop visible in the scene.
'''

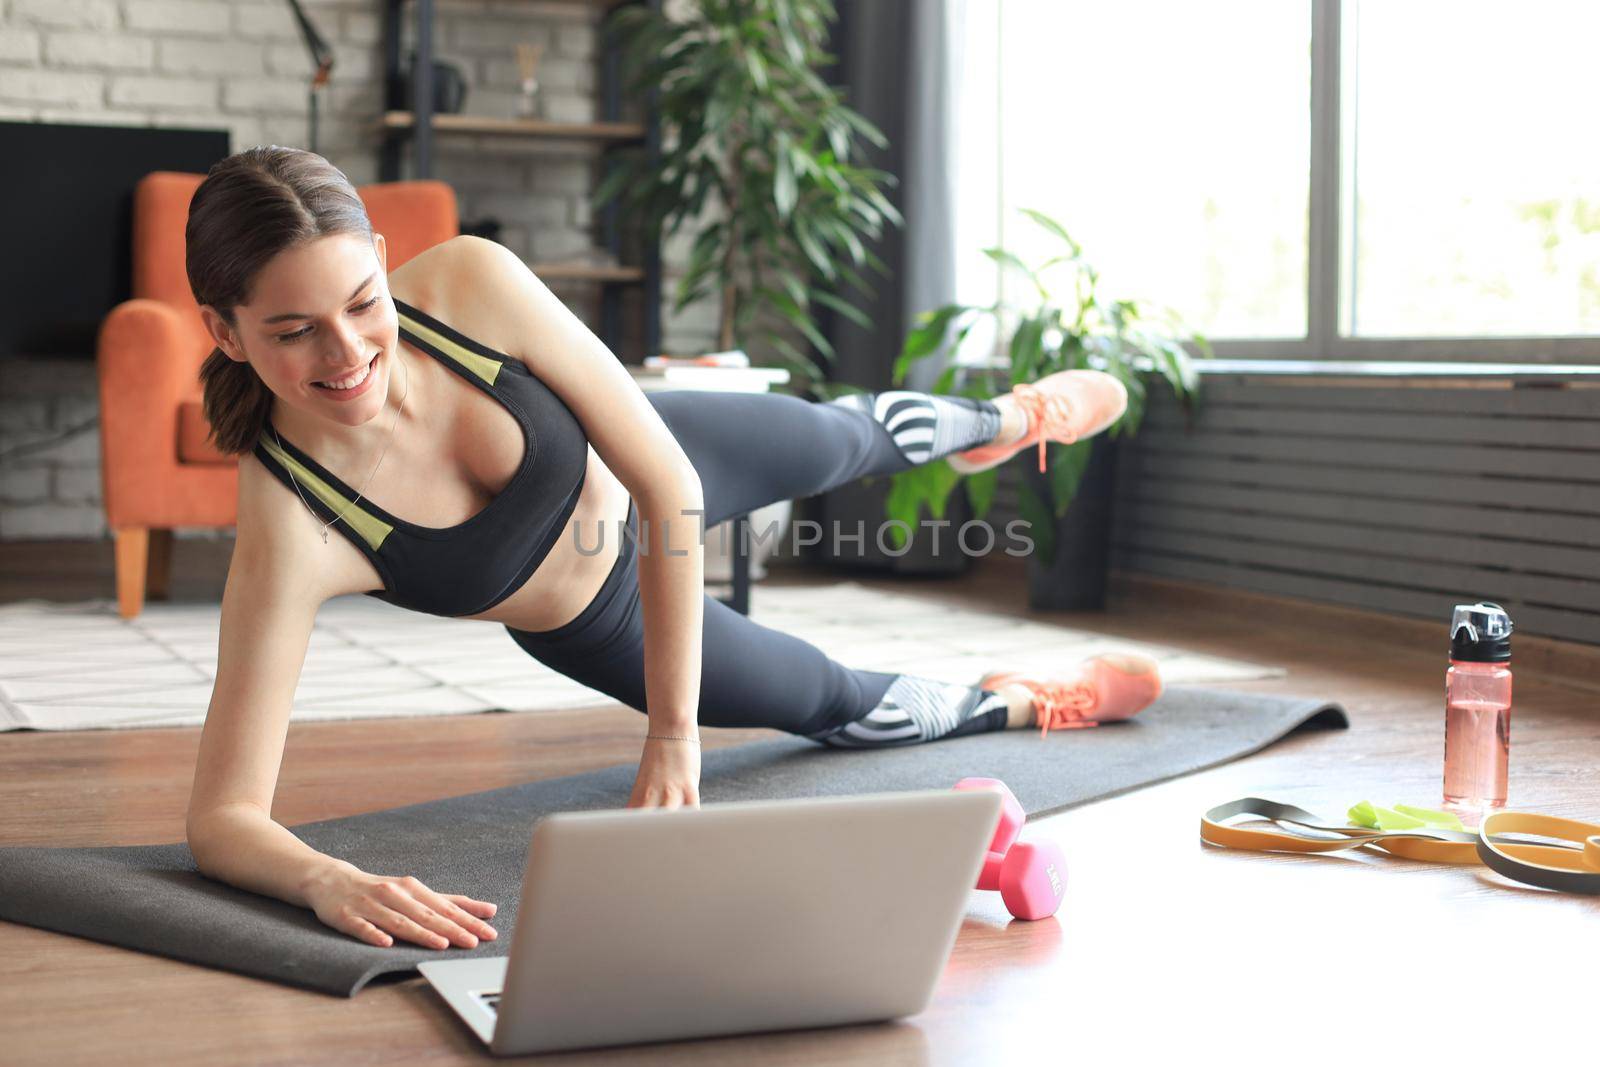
[418,789,1003,1056]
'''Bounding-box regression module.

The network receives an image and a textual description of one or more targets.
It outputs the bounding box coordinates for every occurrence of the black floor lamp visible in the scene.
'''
[285,0,335,153]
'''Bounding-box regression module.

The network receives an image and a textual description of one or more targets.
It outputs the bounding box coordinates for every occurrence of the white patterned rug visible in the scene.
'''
[0,582,1283,731]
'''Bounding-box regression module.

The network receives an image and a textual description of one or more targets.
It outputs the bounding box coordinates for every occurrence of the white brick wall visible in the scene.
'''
[10,0,118,31]
[54,466,102,503]
[0,0,718,541]
[124,0,230,36]
[553,23,596,59]
[1,502,108,540]
[480,55,591,93]
[222,77,312,114]
[108,74,217,110]
[0,467,51,504]
[232,2,301,42]
[0,31,42,64]
[341,11,382,47]
[0,359,107,540]
[160,39,267,78]
[452,20,550,52]
[0,67,105,106]
[43,32,153,71]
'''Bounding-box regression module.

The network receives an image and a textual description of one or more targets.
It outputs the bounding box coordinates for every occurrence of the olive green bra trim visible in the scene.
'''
[258,435,394,551]
[396,310,504,386]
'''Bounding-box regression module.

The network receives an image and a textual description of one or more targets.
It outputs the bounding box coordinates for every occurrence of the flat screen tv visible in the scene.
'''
[0,121,231,358]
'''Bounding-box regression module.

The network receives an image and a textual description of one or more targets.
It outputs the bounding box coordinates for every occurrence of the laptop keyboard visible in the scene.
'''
[477,991,501,1015]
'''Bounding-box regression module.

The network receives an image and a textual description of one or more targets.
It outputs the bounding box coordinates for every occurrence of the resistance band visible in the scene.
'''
[1200,797,1600,894]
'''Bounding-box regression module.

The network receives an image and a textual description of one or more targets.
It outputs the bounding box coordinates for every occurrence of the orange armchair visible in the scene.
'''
[97,171,459,618]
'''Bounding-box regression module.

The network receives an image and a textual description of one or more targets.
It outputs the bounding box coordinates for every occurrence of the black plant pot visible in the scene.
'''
[1023,435,1121,611]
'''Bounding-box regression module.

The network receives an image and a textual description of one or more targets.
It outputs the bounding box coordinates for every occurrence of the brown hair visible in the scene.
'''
[188,146,373,455]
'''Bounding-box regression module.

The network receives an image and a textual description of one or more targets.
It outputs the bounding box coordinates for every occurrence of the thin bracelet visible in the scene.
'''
[646,734,701,744]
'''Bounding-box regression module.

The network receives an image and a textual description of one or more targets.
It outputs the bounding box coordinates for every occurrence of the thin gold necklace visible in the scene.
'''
[273,347,411,544]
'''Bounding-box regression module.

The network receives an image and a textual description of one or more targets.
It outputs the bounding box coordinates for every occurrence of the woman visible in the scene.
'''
[184,147,1160,954]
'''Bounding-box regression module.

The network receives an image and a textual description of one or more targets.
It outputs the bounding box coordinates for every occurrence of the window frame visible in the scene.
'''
[972,0,1600,367]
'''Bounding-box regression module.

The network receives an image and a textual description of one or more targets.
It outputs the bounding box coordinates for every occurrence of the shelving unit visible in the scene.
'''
[377,0,662,363]
[377,111,646,142]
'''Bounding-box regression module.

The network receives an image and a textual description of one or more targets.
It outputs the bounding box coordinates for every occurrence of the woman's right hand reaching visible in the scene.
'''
[303,860,499,950]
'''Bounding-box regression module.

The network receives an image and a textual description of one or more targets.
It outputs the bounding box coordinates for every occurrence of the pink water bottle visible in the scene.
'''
[1442,601,1513,825]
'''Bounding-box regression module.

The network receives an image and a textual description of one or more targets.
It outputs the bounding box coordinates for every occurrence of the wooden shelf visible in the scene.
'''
[530,262,644,283]
[379,0,663,362]
[379,111,645,143]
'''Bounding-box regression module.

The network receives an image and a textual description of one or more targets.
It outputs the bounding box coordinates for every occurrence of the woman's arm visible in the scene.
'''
[629,472,707,806]
[188,462,499,946]
[632,471,706,739]
[449,236,711,805]
[186,476,342,897]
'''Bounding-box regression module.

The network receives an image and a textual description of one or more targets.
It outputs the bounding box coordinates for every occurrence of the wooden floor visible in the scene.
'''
[1,540,1597,1065]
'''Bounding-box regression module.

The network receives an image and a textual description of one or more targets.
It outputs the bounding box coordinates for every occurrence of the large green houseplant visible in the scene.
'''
[886,208,1210,605]
[595,0,902,397]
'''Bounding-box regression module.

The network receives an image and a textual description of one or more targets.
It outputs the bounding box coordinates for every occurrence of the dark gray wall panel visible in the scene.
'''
[1120,448,1600,517]
[1118,479,1600,547]
[1132,427,1598,482]
[1108,373,1600,644]
[1118,499,1600,579]
[1111,548,1600,645]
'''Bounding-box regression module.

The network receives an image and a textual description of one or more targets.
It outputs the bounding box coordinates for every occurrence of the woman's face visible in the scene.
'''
[203,232,400,432]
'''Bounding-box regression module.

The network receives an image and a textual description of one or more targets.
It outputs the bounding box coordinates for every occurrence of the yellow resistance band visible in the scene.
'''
[1201,798,1600,893]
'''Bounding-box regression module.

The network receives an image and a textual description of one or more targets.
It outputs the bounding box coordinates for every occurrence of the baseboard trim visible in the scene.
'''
[1108,570,1600,697]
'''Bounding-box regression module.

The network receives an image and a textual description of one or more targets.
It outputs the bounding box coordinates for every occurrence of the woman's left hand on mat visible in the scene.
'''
[627,735,702,809]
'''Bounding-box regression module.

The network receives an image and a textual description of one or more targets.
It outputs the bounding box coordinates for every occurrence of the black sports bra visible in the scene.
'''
[252,296,590,618]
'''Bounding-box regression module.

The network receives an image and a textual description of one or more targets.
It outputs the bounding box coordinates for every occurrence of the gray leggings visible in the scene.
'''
[504,389,1004,740]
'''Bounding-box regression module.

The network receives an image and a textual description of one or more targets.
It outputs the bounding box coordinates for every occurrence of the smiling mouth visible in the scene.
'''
[314,352,379,391]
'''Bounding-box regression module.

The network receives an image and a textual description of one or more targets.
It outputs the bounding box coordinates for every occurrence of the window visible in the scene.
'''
[953,0,1600,362]
[1342,0,1600,338]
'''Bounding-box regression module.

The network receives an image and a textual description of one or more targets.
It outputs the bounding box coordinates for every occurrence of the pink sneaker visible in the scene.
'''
[947,369,1128,475]
[979,653,1163,738]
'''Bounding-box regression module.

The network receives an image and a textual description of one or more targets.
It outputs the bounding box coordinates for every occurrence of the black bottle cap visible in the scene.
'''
[1450,601,1512,663]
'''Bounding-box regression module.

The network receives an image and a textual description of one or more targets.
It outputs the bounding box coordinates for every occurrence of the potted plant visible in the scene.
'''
[888,207,1209,610]
[594,0,907,580]
[595,0,902,399]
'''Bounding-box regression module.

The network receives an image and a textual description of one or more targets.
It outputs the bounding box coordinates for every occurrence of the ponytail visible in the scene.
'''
[198,343,274,455]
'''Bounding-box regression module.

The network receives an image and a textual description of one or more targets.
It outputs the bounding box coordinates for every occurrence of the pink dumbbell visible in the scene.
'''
[953,776,1026,882]
[953,777,1067,921]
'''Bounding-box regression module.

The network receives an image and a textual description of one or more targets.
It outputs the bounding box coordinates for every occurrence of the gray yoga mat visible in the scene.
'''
[0,687,1345,997]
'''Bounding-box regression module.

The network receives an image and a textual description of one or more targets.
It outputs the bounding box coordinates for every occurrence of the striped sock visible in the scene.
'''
[829,391,1003,465]
[811,675,1010,748]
